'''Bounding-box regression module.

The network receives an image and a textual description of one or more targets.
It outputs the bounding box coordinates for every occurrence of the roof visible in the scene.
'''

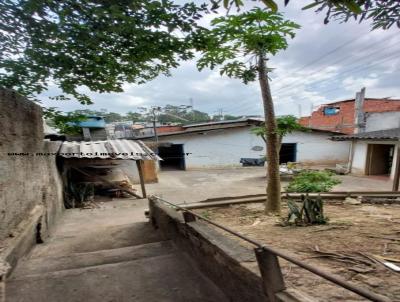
[136,118,262,139]
[58,139,159,160]
[331,128,400,141]
[133,118,338,140]
[323,97,400,106]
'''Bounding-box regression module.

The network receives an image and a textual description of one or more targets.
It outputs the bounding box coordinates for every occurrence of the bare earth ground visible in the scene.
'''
[194,201,400,302]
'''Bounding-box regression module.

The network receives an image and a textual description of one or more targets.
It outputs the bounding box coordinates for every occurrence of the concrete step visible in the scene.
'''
[7,251,229,302]
[29,221,165,259]
[11,240,175,278]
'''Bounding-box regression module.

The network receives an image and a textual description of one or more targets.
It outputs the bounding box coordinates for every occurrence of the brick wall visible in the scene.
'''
[156,126,184,134]
[299,99,400,134]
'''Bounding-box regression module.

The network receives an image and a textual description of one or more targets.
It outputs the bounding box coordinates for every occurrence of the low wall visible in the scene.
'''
[148,197,315,302]
[149,196,268,302]
[0,89,64,271]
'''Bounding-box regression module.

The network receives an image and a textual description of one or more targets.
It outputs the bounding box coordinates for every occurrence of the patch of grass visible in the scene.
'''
[201,211,211,219]
[286,170,341,193]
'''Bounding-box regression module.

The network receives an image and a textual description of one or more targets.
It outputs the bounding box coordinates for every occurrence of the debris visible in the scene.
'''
[344,197,362,205]
[310,246,376,269]
[310,225,349,233]
[381,261,400,272]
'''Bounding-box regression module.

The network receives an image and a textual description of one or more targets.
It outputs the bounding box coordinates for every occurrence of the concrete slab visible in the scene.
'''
[146,168,394,204]
[7,198,228,302]
[146,167,267,203]
[8,252,228,302]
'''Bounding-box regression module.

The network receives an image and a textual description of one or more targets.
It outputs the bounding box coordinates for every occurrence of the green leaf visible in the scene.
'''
[261,0,278,12]
[343,1,363,14]
[302,2,321,10]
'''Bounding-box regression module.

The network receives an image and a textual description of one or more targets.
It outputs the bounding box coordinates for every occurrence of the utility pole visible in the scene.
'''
[189,98,194,121]
[150,106,160,146]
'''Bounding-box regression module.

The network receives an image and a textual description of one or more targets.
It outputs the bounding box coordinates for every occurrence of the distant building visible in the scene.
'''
[135,119,350,170]
[300,98,400,134]
[68,116,107,141]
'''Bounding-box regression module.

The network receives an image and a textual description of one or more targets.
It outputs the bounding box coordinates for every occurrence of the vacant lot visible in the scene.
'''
[195,201,400,301]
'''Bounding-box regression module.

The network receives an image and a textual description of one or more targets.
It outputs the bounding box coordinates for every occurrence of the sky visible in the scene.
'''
[40,0,400,118]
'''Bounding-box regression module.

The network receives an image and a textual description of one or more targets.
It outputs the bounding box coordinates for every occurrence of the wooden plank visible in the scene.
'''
[136,160,147,198]
[255,247,286,302]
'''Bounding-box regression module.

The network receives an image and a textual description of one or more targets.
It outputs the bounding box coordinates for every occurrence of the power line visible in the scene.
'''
[226,45,400,115]
[271,30,371,85]
[272,32,399,95]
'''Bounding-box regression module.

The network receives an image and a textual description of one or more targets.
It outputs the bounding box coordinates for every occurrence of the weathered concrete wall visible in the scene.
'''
[148,197,267,302]
[156,128,350,169]
[148,197,313,302]
[0,89,64,243]
[366,111,400,132]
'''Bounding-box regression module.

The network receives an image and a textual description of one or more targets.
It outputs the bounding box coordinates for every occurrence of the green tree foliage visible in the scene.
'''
[0,0,207,103]
[215,0,399,30]
[252,115,307,145]
[155,104,212,124]
[286,170,341,193]
[194,8,299,214]
[43,108,85,135]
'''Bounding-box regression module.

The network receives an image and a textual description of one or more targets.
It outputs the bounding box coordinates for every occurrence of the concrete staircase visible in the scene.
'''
[6,199,228,302]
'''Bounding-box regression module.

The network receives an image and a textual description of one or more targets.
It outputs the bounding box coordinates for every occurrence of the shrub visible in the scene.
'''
[286,170,341,193]
[286,196,328,225]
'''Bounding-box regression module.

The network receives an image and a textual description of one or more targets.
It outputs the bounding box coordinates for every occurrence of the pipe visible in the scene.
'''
[152,196,391,302]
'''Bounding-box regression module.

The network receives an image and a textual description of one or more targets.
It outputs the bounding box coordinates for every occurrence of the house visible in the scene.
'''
[300,98,400,134]
[69,116,107,141]
[332,128,400,180]
[137,119,350,170]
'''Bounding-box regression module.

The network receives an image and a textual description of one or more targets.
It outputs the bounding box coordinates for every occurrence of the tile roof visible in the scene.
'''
[58,139,159,160]
[331,128,400,141]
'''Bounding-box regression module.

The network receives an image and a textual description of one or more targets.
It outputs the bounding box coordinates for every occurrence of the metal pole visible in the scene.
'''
[151,196,391,302]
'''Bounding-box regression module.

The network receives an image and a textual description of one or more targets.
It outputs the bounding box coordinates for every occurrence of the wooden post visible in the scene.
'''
[182,211,196,223]
[255,247,286,302]
[136,160,147,198]
[392,144,400,191]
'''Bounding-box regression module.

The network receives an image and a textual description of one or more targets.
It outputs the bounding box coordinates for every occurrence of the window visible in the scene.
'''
[323,107,340,115]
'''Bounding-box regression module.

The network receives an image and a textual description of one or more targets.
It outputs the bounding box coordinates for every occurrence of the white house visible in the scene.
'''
[332,128,400,179]
[139,119,351,170]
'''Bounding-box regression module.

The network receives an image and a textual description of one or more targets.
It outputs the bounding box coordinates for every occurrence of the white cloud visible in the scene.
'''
[38,0,400,117]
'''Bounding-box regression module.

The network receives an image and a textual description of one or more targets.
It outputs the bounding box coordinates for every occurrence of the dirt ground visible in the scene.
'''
[195,201,400,302]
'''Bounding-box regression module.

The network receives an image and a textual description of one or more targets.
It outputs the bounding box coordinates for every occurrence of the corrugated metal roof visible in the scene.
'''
[331,128,400,141]
[59,139,159,160]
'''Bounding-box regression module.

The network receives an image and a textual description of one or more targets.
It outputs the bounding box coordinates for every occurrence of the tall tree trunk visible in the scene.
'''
[258,54,281,214]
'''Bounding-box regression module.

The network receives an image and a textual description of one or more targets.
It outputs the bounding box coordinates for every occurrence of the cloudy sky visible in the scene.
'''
[40,0,400,118]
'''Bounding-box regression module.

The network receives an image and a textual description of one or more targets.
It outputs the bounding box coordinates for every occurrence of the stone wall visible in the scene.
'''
[0,89,64,242]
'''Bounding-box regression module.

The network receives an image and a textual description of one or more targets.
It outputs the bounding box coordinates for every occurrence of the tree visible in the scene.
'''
[126,111,143,123]
[195,9,299,214]
[214,0,400,30]
[44,108,85,135]
[252,115,307,152]
[0,0,207,103]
